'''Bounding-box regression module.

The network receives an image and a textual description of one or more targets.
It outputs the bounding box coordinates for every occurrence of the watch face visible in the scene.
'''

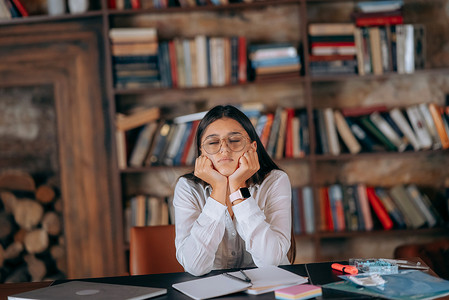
[240,188,251,198]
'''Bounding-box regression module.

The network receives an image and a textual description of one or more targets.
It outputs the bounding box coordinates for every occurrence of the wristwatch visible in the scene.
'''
[229,187,251,204]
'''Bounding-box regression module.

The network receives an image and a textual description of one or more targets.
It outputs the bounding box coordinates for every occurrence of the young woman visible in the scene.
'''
[173,105,295,276]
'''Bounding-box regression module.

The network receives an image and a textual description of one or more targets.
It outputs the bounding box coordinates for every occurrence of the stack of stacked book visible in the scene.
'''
[248,43,301,81]
[352,0,425,75]
[110,27,161,89]
[318,183,446,232]
[158,35,247,88]
[308,23,358,76]
[314,103,449,156]
[115,0,258,9]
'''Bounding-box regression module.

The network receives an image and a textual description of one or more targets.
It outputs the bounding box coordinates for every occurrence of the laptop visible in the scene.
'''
[8,280,167,300]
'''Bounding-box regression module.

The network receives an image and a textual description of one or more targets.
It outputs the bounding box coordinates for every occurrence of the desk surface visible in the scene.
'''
[0,259,446,300]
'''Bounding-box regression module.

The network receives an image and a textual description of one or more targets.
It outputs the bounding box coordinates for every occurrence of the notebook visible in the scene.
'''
[172,266,308,299]
[8,281,167,300]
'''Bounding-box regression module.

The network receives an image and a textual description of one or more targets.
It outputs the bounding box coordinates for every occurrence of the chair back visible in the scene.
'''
[129,225,184,275]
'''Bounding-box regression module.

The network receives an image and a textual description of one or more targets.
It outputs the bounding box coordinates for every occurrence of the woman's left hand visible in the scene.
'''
[228,146,260,192]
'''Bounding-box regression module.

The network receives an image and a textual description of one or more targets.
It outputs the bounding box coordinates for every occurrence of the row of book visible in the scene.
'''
[315,103,449,155]
[0,0,28,18]
[292,186,314,235]
[123,194,174,242]
[157,36,247,89]
[319,183,445,232]
[116,104,313,168]
[308,22,425,76]
[110,27,161,89]
[108,0,259,10]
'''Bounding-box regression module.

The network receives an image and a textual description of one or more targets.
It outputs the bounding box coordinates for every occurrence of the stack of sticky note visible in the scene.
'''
[275,284,322,300]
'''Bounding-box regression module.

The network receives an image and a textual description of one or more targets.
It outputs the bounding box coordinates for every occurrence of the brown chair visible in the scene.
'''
[129,225,184,275]
[394,239,449,280]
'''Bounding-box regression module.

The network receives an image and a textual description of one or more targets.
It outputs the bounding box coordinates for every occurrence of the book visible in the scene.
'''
[359,116,397,151]
[389,107,421,151]
[275,284,322,300]
[333,110,361,154]
[323,108,340,156]
[323,270,449,300]
[405,184,437,227]
[374,187,406,229]
[366,186,393,230]
[128,122,158,167]
[328,184,345,231]
[389,185,426,229]
[418,103,442,149]
[116,107,160,131]
[369,111,407,152]
[356,184,373,231]
[428,103,449,149]
[172,266,307,299]
[302,186,315,234]
[308,23,355,36]
[405,105,433,150]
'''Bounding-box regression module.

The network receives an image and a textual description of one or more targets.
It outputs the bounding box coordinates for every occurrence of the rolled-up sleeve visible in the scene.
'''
[232,171,291,267]
[173,178,227,276]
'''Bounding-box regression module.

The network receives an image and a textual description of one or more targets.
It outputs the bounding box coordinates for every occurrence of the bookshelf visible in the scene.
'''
[1,0,449,275]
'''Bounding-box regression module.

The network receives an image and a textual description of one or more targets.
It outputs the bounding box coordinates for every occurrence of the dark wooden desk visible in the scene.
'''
[0,259,447,300]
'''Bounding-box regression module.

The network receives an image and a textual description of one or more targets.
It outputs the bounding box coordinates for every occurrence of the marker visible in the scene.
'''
[331,263,358,274]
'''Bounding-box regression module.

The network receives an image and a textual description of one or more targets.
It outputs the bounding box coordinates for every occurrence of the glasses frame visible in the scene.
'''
[201,134,251,155]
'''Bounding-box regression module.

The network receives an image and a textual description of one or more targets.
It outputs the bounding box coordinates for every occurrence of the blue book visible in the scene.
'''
[251,56,301,68]
[302,186,314,234]
[291,188,301,235]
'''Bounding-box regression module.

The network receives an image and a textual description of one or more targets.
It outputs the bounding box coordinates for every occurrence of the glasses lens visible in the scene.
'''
[227,135,246,152]
[202,135,247,154]
[203,138,221,154]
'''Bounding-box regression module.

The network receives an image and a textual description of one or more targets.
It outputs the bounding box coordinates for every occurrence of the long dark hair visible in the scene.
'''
[181,105,296,264]
[183,105,280,184]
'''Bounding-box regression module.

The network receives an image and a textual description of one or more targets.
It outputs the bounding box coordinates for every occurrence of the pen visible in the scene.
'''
[223,271,252,284]
[331,263,359,275]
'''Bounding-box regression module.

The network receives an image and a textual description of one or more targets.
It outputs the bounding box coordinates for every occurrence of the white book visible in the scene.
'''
[163,123,185,166]
[418,103,442,149]
[183,39,192,87]
[369,111,407,152]
[389,108,421,151]
[324,108,340,156]
[396,25,405,74]
[357,184,373,231]
[334,110,361,154]
[405,105,433,150]
[195,35,208,87]
[404,24,415,74]
[174,111,207,124]
[302,186,314,234]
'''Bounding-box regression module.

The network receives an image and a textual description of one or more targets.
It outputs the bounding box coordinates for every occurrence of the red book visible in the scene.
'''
[11,0,28,16]
[108,0,116,9]
[308,55,356,62]
[168,40,178,88]
[340,104,388,117]
[238,36,247,84]
[366,187,394,230]
[356,15,403,27]
[284,108,295,158]
[322,187,334,231]
[180,120,199,165]
[130,0,141,9]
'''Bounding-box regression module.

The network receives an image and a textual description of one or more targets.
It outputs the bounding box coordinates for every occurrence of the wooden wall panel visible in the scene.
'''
[0,23,125,278]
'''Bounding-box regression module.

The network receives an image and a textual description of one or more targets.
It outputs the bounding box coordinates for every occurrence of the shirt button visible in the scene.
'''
[231,251,236,256]
[232,232,236,236]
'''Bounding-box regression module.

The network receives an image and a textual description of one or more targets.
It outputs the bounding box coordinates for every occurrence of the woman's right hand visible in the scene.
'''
[194,155,227,191]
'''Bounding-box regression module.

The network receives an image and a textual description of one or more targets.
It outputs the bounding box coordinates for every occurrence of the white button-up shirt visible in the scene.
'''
[173,169,292,276]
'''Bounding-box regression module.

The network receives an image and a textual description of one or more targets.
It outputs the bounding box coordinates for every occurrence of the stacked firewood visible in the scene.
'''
[0,170,66,283]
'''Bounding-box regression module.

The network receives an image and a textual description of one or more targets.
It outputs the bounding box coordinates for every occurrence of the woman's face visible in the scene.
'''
[201,118,256,177]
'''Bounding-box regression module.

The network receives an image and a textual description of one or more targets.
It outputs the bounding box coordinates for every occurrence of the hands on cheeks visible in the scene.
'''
[228,144,260,192]
[194,155,227,190]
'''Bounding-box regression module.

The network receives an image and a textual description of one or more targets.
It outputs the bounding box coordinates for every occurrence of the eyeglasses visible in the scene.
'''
[201,134,250,155]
